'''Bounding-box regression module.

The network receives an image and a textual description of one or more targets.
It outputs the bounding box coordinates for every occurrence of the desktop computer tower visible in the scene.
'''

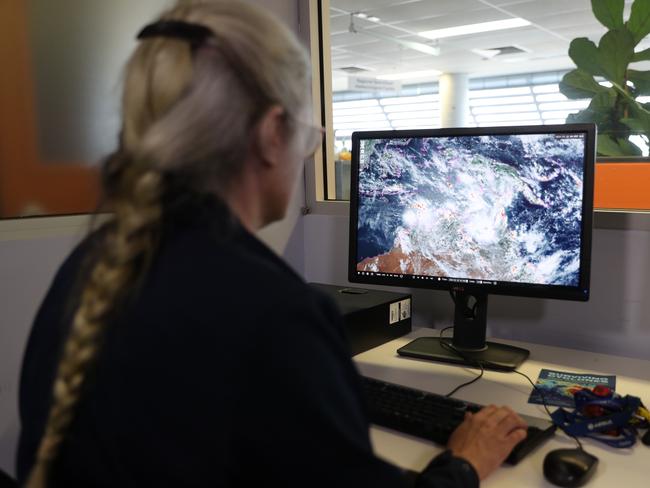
[310,283,412,356]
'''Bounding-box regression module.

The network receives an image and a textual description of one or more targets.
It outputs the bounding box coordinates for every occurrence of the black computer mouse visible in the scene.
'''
[543,448,598,487]
[642,429,650,446]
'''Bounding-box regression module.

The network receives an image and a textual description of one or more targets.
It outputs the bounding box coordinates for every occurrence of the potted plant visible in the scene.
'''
[560,0,650,156]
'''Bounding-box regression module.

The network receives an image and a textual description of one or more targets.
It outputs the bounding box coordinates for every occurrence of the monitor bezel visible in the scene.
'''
[348,123,596,302]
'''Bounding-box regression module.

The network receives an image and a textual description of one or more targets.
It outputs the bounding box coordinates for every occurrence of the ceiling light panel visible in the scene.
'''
[419,18,531,40]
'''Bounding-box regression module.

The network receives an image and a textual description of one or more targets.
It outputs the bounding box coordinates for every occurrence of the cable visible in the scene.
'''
[439,326,484,397]
[439,325,584,450]
[512,368,584,451]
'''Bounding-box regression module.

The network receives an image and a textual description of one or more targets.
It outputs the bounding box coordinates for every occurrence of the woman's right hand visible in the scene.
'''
[447,405,528,480]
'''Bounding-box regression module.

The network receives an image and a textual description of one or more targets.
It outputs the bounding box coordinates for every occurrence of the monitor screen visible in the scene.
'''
[348,124,595,302]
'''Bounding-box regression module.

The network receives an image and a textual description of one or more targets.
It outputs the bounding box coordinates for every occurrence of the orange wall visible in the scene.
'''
[0,0,99,218]
[594,162,650,211]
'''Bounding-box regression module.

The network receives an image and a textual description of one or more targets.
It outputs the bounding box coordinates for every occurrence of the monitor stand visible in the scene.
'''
[397,292,529,371]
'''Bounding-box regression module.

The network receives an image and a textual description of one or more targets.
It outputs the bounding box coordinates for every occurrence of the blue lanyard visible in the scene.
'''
[551,394,641,448]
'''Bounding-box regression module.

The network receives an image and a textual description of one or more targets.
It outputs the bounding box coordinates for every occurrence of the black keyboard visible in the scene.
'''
[361,376,555,465]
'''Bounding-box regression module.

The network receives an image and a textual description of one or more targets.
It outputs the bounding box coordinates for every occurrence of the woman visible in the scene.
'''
[17,1,527,487]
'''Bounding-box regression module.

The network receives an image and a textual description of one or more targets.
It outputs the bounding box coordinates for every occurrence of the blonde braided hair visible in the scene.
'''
[26,1,310,485]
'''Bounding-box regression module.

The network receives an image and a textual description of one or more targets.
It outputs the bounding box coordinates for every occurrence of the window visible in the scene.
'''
[312,0,650,211]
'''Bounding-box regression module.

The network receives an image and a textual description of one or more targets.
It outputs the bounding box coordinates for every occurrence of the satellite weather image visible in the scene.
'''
[356,134,585,286]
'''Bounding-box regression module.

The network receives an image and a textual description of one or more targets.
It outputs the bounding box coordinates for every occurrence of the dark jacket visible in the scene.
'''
[17,197,478,487]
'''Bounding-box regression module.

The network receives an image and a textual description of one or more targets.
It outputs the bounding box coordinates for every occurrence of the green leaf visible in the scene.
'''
[589,89,618,110]
[592,0,624,29]
[598,29,636,85]
[627,0,650,44]
[621,117,647,131]
[559,69,608,99]
[628,69,650,95]
[618,138,643,155]
[597,135,632,156]
[568,38,605,76]
[627,99,650,128]
[632,47,650,62]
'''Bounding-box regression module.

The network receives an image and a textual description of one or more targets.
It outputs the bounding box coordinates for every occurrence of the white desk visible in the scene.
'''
[354,329,650,488]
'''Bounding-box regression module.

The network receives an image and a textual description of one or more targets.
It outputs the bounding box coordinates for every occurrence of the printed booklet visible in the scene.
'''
[528,368,616,408]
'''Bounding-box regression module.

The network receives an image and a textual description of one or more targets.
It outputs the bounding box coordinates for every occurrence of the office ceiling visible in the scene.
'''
[329,0,646,85]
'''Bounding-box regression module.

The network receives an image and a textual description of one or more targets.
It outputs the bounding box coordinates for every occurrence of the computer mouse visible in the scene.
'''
[642,429,650,446]
[543,448,598,487]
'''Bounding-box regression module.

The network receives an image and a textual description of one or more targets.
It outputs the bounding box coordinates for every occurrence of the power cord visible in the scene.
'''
[438,325,584,451]
[438,326,485,398]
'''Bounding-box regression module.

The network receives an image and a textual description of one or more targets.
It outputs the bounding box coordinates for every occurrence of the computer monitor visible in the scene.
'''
[348,124,596,370]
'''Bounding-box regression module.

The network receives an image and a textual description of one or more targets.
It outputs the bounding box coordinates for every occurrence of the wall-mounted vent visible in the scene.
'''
[491,46,528,56]
[339,65,371,73]
[472,45,529,59]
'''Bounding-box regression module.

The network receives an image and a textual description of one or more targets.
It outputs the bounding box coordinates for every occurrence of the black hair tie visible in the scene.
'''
[137,20,214,49]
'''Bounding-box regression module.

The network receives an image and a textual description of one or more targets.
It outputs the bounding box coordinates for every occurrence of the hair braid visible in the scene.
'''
[25,168,164,488]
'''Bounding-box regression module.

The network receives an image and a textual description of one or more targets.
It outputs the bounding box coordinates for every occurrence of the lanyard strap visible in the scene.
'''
[551,395,641,448]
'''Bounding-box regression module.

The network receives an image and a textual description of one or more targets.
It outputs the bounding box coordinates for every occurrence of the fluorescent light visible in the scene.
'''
[368,16,381,22]
[333,99,378,109]
[377,69,441,81]
[355,12,368,19]
[419,18,531,40]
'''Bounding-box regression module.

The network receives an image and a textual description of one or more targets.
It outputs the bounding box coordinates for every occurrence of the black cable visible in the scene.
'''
[511,368,584,451]
[439,325,584,450]
[439,327,484,397]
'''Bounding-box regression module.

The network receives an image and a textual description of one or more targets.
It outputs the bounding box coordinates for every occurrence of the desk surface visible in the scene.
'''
[354,329,650,488]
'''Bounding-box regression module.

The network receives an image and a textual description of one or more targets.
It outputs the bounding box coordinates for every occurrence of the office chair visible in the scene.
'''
[0,468,17,488]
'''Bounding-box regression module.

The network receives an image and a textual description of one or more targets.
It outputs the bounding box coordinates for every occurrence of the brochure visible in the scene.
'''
[528,368,616,408]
